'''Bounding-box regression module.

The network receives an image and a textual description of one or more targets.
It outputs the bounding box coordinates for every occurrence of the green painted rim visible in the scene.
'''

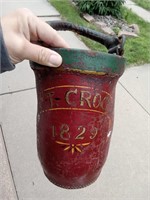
[30,48,126,76]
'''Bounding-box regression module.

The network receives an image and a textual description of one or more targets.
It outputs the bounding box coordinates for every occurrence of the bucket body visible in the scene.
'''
[30,48,125,189]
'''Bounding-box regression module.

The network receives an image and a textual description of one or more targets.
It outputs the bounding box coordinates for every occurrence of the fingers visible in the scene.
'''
[24,41,62,67]
[28,15,69,48]
[38,22,69,48]
[25,12,69,67]
[1,8,69,66]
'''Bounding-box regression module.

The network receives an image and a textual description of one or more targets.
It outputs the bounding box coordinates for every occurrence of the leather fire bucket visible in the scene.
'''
[30,21,126,189]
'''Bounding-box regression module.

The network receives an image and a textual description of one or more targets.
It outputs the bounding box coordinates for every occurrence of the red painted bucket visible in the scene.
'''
[30,47,125,189]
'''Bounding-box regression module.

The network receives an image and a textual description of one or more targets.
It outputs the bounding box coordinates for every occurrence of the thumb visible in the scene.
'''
[24,41,62,67]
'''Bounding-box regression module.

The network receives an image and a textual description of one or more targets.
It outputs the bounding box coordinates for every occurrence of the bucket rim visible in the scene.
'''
[30,48,125,76]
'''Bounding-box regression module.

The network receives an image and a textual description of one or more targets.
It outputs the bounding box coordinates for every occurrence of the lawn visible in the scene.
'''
[49,0,150,66]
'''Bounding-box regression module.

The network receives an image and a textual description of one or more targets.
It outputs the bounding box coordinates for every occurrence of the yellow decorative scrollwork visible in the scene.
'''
[56,141,90,154]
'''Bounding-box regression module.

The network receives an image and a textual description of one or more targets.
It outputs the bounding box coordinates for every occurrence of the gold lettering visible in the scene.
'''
[100,95,110,111]
[65,89,77,105]
[75,126,86,140]
[60,124,70,140]
[80,91,91,108]
[90,127,98,139]
[52,125,56,137]
[47,92,54,108]
[93,93,101,108]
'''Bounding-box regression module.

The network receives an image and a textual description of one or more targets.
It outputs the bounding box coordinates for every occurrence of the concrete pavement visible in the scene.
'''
[0,1,149,200]
[124,0,150,23]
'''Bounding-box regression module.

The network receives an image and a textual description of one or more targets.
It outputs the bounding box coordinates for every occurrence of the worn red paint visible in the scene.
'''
[31,48,125,189]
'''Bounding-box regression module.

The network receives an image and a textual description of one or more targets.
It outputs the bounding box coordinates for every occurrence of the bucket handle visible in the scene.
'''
[47,21,125,56]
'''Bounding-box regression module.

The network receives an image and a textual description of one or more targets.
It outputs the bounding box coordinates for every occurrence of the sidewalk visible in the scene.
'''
[0,1,149,200]
[124,0,150,23]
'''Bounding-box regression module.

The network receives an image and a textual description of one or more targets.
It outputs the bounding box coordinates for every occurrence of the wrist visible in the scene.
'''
[0,23,15,73]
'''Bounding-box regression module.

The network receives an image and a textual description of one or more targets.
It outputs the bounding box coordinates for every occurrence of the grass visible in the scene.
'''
[49,0,150,66]
[132,0,150,11]
[121,7,150,64]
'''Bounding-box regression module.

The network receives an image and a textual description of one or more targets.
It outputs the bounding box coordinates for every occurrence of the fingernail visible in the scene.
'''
[49,54,62,67]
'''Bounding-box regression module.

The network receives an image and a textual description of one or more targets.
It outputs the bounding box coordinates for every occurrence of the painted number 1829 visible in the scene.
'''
[51,124,99,141]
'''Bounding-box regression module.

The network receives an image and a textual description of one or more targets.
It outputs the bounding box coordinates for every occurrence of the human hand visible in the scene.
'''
[1,8,69,67]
